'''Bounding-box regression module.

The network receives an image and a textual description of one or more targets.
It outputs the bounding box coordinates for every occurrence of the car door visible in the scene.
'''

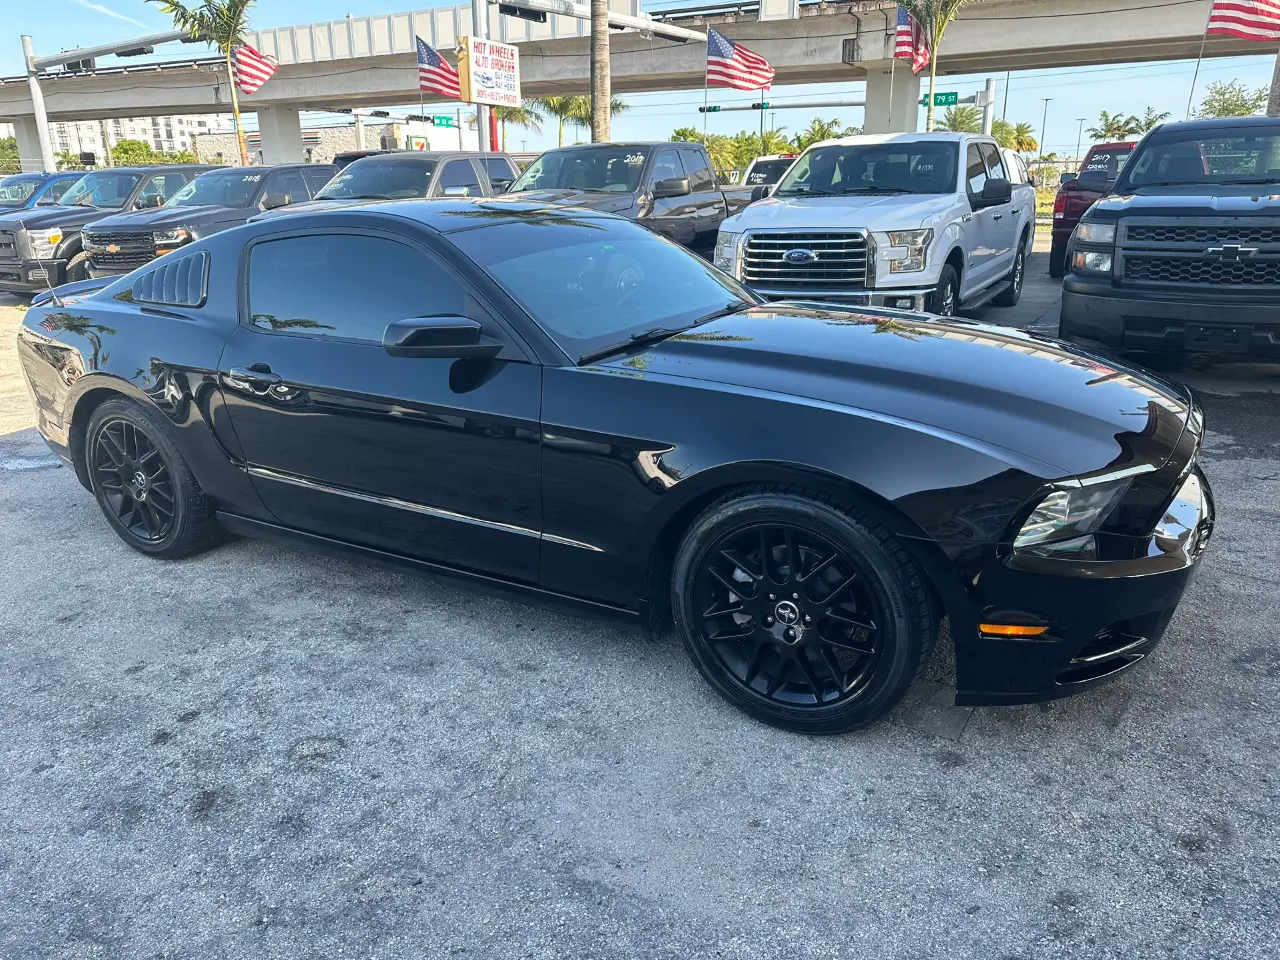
[979,142,1016,276]
[480,156,517,195]
[217,224,543,582]
[962,143,1000,294]
[261,168,309,207]
[640,147,696,249]
[677,146,724,256]
[434,158,485,198]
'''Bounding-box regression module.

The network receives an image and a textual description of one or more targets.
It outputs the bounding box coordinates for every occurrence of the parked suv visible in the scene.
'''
[0,164,216,293]
[1060,116,1280,357]
[83,163,335,278]
[1049,140,1137,278]
[715,133,1036,314]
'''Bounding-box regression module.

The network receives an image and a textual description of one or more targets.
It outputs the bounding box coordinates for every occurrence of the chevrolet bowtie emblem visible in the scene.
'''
[105,243,120,254]
[1205,244,1258,261]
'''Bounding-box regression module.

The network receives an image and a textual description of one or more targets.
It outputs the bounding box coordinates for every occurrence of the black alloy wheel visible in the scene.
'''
[673,489,937,734]
[85,398,223,558]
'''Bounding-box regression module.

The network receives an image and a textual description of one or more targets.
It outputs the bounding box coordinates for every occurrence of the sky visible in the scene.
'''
[3,0,1277,155]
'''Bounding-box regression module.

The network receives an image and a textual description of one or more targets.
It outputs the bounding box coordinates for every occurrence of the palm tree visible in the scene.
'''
[1085,110,1139,141]
[533,95,628,146]
[898,0,985,131]
[937,105,982,133]
[148,0,255,166]
[792,118,846,151]
[1010,122,1038,153]
[1136,106,1171,132]
[493,102,543,152]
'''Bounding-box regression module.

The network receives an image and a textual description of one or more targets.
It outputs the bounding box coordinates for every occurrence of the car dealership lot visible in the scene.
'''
[2,265,1278,958]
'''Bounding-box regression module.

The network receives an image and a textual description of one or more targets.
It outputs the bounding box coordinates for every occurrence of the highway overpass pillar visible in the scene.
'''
[12,118,47,174]
[862,62,920,135]
[256,106,305,164]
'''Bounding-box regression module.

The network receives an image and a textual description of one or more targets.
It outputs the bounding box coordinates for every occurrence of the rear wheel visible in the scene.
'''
[931,264,959,317]
[86,398,223,558]
[1048,242,1065,280]
[992,241,1027,307]
[672,488,937,734]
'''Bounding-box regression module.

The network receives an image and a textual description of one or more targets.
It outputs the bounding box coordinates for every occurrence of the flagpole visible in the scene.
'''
[1185,8,1215,119]
[703,75,709,141]
[887,55,896,131]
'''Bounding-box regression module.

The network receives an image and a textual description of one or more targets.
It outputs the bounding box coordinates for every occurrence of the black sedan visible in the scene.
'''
[15,199,1214,734]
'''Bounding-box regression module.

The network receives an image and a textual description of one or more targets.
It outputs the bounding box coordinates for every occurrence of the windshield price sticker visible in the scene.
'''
[626,153,644,164]
[242,174,262,182]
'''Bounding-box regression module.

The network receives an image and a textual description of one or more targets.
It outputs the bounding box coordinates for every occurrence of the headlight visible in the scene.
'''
[1071,250,1113,273]
[885,228,932,274]
[27,228,62,258]
[714,230,741,276]
[153,227,189,245]
[1075,221,1115,244]
[1013,477,1132,558]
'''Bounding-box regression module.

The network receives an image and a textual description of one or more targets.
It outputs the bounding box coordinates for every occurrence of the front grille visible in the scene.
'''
[84,231,152,247]
[1124,255,1280,286]
[84,231,156,270]
[742,231,868,289]
[0,229,19,263]
[1127,224,1280,245]
[89,251,156,269]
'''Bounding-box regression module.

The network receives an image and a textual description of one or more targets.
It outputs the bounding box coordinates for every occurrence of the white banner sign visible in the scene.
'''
[458,36,521,109]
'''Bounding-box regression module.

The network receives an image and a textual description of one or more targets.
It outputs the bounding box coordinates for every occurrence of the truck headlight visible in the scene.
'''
[714,230,742,277]
[1074,222,1115,244]
[27,228,63,258]
[153,227,189,246]
[1013,477,1132,558]
[886,228,932,274]
[1071,250,1113,273]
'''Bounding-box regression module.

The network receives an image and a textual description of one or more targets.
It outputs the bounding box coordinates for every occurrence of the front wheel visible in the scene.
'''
[671,488,938,734]
[930,264,959,317]
[65,251,90,284]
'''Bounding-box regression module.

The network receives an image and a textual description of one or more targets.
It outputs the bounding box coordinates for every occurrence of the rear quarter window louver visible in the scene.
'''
[128,250,208,308]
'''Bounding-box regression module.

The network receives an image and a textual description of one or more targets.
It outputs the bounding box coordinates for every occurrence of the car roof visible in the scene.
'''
[266,196,622,233]
[341,151,509,164]
[1153,115,1280,134]
[100,164,219,173]
[196,162,330,173]
[816,132,972,148]
[542,142,670,150]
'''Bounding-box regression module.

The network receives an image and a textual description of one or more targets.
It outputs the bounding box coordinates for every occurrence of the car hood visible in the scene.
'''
[725,193,957,231]
[0,205,115,230]
[250,198,368,220]
[504,188,636,214]
[85,205,246,232]
[598,304,1190,478]
[1092,187,1280,219]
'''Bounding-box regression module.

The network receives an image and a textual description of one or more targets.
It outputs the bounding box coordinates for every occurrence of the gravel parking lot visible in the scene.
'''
[3,260,1278,959]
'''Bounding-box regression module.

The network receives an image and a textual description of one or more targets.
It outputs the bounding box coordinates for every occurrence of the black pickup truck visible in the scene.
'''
[505,142,752,256]
[1061,116,1280,357]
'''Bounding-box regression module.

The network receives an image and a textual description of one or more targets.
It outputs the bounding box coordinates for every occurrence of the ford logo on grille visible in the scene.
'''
[783,248,818,264]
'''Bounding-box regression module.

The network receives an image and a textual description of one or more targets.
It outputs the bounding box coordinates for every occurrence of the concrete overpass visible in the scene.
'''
[0,0,1260,167]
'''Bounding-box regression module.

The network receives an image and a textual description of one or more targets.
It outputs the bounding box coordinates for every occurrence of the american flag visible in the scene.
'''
[417,36,461,99]
[894,7,930,75]
[706,28,775,91]
[1207,0,1280,40]
[232,44,279,95]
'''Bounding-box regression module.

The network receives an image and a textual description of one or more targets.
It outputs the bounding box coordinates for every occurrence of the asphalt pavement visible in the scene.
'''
[2,258,1278,959]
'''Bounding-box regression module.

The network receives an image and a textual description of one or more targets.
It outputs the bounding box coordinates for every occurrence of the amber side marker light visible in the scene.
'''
[979,623,1051,637]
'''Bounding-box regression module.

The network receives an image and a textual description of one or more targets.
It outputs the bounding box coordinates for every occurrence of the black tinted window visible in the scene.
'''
[509,146,650,193]
[651,148,685,185]
[439,160,482,195]
[1081,147,1133,178]
[316,160,436,200]
[248,234,464,342]
[264,170,308,204]
[482,157,516,186]
[679,147,715,192]
[301,167,335,195]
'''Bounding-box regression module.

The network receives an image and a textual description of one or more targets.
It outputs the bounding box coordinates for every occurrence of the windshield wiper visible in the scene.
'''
[842,185,913,194]
[1217,177,1279,185]
[578,302,750,365]
[777,186,840,197]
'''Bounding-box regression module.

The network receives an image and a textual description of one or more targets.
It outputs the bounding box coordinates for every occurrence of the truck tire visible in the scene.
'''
[1048,242,1065,280]
[66,251,90,284]
[930,264,959,317]
[992,242,1026,307]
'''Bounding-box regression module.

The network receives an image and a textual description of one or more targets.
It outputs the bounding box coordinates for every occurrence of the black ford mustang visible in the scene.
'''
[15,199,1214,733]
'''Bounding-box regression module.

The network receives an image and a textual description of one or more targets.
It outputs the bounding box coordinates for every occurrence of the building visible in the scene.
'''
[193,119,479,165]
[48,114,233,162]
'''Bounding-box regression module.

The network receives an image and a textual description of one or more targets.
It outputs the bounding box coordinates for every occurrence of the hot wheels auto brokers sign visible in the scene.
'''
[458,37,521,109]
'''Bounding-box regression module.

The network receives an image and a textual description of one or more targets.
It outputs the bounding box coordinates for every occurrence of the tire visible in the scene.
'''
[65,251,90,284]
[930,263,959,317]
[1048,242,1065,280]
[992,240,1026,307]
[85,397,223,558]
[671,486,938,734]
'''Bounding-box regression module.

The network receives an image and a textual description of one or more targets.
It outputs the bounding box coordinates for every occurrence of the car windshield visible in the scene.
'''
[775,141,959,196]
[167,169,262,207]
[508,147,651,194]
[1079,146,1134,179]
[1120,128,1280,187]
[446,213,755,362]
[0,175,42,206]
[58,171,142,209]
[314,159,436,200]
[744,158,793,186]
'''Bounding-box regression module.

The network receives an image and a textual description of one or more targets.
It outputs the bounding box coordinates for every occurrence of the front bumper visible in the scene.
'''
[751,285,934,311]
[86,263,134,279]
[1060,278,1280,356]
[0,258,65,293]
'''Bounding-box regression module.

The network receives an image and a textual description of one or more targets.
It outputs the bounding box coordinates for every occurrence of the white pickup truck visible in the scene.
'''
[714,132,1036,316]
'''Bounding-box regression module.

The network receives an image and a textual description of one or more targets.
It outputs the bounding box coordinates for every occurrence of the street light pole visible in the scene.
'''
[1075,117,1086,161]
[21,36,56,172]
[1040,97,1052,160]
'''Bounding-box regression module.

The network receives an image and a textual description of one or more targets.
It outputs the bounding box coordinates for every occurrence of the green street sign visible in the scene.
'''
[432,115,457,128]
[920,91,959,107]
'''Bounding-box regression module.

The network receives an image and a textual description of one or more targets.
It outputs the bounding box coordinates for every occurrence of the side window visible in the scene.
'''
[438,159,483,196]
[264,170,308,204]
[45,178,77,203]
[965,144,988,196]
[301,167,335,197]
[248,234,465,342]
[482,157,516,190]
[137,174,173,207]
[980,143,1007,182]
[650,148,685,186]
[678,147,715,193]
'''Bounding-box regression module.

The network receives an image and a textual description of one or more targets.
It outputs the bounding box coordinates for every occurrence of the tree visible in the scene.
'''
[590,0,610,141]
[1085,110,1139,141]
[0,136,19,175]
[1195,80,1268,119]
[669,129,737,171]
[494,102,543,151]
[898,0,989,131]
[937,105,982,133]
[112,139,158,166]
[148,0,256,166]
[56,151,86,171]
[532,95,627,146]
[1137,106,1171,132]
[1009,122,1038,153]
[792,118,851,151]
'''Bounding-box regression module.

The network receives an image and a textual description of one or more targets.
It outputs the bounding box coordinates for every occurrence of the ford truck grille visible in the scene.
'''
[742,232,869,290]
[0,229,19,263]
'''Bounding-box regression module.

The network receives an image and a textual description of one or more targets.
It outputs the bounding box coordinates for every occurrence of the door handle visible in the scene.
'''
[992,213,1004,221]
[225,365,282,391]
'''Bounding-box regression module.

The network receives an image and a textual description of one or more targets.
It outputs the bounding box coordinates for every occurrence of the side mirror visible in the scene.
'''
[978,177,1012,206]
[750,184,772,202]
[1077,168,1109,188]
[441,185,473,198]
[1059,172,1077,186]
[135,193,164,209]
[383,315,502,359]
[652,176,691,200]
[260,193,291,210]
